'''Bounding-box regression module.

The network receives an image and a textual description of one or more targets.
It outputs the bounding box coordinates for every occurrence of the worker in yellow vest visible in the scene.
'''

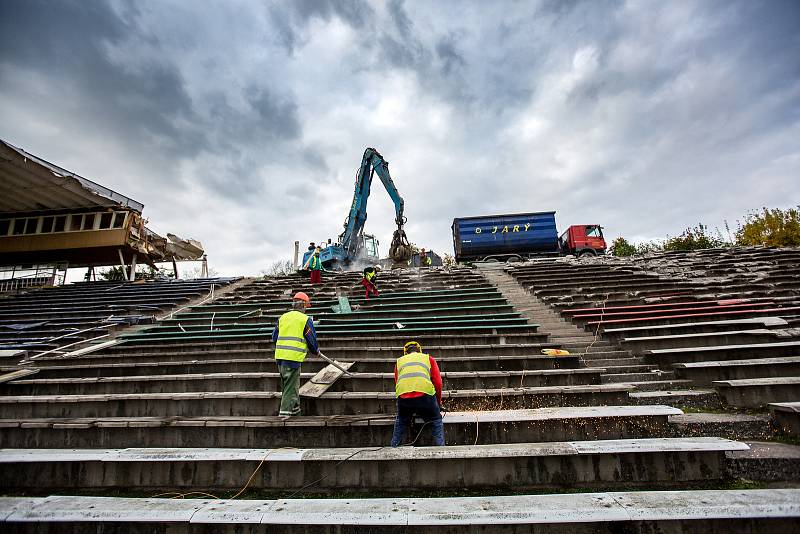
[419,248,432,267]
[390,341,444,446]
[270,292,319,416]
[361,265,380,299]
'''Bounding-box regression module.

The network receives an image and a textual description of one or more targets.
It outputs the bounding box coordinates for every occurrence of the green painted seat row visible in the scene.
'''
[117,323,540,343]
[173,297,508,319]
[200,288,501,310]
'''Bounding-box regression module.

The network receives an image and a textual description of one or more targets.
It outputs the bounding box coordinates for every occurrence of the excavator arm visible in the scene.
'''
[338,148,412,263]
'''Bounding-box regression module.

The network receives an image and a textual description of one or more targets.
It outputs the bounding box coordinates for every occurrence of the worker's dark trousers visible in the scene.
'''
[390,394,444,446]
[277,362,301,416]
[310,270,321,284]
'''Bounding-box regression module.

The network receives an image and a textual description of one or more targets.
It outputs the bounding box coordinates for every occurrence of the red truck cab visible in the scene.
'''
[559,225,606,256]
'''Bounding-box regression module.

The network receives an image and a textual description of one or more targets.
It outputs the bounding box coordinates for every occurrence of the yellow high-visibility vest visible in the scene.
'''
[395,352,435,397]
[275,310,309,363]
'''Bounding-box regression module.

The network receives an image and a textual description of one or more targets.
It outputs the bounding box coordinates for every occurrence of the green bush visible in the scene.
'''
[663,224,729,251]
[611,237,664,256]
[610,237,636,257]
[610,207,799,258]
[736,207,800,247]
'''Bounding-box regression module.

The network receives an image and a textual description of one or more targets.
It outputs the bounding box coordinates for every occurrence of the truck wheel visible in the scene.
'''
[579,250,596,258]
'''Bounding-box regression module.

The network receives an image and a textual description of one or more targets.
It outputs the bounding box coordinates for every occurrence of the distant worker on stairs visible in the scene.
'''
[271,292,320,417]
[361,265,380,299]
[303,247,323,284]
[419,248,432,267]
[391,341,444,446]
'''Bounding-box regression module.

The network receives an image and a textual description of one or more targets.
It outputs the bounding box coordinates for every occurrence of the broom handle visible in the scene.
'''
[317,351,354,376]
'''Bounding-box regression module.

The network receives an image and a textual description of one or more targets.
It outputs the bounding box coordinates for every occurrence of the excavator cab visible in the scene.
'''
[363,234,380,261]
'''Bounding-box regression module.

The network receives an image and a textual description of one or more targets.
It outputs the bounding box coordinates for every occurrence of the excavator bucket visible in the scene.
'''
[389,226,412,266]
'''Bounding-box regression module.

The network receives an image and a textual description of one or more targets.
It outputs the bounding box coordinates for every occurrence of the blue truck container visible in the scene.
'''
[451,211,559,262]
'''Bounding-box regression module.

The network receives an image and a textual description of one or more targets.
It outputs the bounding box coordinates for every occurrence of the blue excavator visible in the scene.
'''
[302,148,413,270]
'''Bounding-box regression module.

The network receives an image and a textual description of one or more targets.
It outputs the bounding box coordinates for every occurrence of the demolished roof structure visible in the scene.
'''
[0,139,204,268]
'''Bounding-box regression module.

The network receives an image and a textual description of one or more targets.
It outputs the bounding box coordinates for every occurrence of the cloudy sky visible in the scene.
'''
[1,0,798,275]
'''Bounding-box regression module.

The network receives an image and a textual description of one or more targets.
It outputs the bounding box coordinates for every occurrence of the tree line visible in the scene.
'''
[610,207,800,256]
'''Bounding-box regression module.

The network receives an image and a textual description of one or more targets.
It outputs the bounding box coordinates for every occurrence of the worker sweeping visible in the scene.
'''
[302,247,323,285]
[271,292,319,416]
[390,341,444,446]
[361,264,380,299]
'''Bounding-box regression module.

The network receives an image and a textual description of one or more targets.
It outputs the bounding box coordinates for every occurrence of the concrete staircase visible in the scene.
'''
[1,262,799,531]
[478,265,686,393]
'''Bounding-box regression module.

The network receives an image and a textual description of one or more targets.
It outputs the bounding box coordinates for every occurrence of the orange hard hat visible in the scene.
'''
[293,292,310,304]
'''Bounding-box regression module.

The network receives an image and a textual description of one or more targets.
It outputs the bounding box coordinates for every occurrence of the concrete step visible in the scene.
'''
[770,402,800,437]
[630,389,722,409]
[714,377,800,409]
[584,357,646,368]
[646,341,800,367]
[315,332,550,347]
[617,379,695,392]
[4,489,799,531]
[0,384,635,418]
[36,343,568,365]
[621,330,798,354]
[726,441,800,482]
[601,371,676,383]
[603,317,792,342]
[572,350,633,359]
[0,438,748,492]
[26,354,582,375]
[0,405,683,448]
[674,356,800,386]
[599,364,661,374]
[1,368,605,396]
[548,340,615,347]
[668,412,774,441]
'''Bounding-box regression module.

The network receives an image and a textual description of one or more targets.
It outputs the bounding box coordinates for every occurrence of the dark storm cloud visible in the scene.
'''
[378,0,429,71]
[267,0,374,53]
[0,0,313,204]
[434,35,465,75]
[0,0,205,157]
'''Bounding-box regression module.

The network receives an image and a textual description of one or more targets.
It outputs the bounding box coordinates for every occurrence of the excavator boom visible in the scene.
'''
[302,147,411,270]
[338,148,412,264]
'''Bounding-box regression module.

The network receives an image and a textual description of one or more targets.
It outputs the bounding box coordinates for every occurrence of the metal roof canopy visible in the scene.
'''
[0,139,144,215]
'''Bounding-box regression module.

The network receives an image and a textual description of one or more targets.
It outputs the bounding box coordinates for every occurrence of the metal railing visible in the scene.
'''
[0,264,66,292]
[0,275,53,292]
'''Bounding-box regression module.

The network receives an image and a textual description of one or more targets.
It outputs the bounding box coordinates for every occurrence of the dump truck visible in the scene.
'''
[451,211,606,262]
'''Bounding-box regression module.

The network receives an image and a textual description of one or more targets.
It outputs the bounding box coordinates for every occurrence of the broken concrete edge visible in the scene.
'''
[3,489,800,524]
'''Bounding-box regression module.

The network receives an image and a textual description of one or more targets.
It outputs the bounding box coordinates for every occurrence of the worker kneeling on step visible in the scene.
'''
[361,264,380,299]
[271,292,320,416]
[391,341,444,446]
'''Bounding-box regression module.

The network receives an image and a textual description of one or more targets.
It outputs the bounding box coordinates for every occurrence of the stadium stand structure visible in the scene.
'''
[0,250,799,532]
[0,138,206,289]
